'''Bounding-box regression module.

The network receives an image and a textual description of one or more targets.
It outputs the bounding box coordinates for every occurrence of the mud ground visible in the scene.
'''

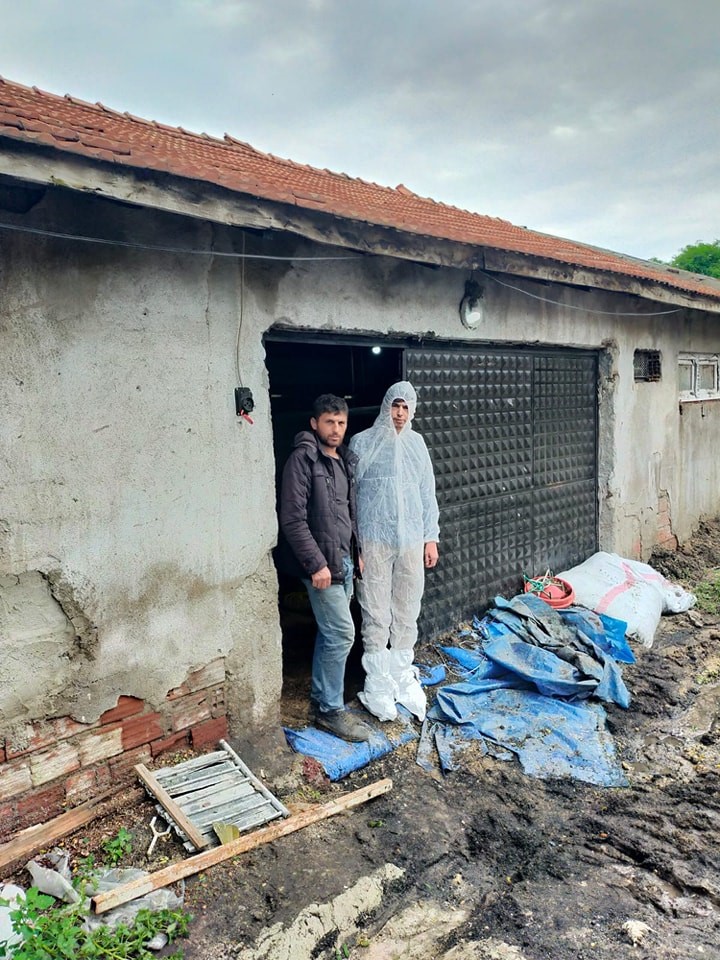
[11,522,720,959]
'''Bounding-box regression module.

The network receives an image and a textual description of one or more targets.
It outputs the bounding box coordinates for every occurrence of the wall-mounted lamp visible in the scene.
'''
[371,345,382,355]
[459,279,485,329]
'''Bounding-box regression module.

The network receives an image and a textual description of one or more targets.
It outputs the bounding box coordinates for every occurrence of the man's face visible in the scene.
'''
[391,400,409,433]
[311,411,348,449]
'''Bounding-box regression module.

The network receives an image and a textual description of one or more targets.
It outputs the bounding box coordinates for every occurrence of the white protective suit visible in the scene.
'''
[349,381,440,721]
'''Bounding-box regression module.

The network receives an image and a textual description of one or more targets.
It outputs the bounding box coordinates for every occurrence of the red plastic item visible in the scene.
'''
[524,575,576,609]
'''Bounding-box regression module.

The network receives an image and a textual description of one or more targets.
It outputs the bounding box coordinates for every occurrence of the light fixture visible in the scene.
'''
[371,345,382,355]
[459,279,485,329]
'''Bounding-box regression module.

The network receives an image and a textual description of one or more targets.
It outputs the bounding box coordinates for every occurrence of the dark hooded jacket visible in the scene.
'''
[276,430,361,585]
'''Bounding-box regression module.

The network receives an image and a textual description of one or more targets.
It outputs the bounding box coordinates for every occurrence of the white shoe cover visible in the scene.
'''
[358,651,399,721]
[388,649,427,721]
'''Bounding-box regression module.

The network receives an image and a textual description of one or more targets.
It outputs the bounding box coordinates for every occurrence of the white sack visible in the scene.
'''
[0,883,25,953]
[557,552,696,649]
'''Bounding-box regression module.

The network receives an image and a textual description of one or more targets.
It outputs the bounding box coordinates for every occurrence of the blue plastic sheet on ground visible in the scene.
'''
[424,594,633,786]
[428,684,627,786]
[418,662,446,686]
[559,608,635,663]
[484,594,631,708]
[284,708,419,781]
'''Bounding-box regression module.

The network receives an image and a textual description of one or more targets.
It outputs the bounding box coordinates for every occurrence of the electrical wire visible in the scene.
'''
[236,232,245,384]
[477,269,682,316]
[0,220,688,316]
[0,220,364,260]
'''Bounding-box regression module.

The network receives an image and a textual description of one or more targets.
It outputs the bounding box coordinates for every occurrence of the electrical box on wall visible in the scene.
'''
[235,387,254,423]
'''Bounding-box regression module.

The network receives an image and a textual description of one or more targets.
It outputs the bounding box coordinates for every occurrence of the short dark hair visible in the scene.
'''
[312,394,349,419]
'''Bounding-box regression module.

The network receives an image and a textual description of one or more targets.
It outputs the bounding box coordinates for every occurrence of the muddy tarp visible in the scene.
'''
[284,709,419,781]
[483,594,631,706]
[427,686,627,786]
[284,667,444,780]
[426,595,631,786]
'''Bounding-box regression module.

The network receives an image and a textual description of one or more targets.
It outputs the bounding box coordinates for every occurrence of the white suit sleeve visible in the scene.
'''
[419,439,440,543]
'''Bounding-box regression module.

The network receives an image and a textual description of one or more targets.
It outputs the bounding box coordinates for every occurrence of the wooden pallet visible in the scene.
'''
[136,739,290,851]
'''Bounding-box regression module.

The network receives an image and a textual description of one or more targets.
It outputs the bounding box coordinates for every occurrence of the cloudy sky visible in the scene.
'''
[1,0,718,261]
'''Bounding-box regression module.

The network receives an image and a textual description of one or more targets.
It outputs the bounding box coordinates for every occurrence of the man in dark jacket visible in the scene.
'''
[277,394,372,742]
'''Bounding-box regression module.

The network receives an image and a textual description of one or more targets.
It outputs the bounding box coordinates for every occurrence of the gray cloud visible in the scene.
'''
[1,0,718,260]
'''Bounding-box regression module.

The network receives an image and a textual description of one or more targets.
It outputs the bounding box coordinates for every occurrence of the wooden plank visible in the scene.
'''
[155,759,238,788]
[190,796,275,830]
[92,777,392,914]
[0,787,144,876]
[135,764,209,851]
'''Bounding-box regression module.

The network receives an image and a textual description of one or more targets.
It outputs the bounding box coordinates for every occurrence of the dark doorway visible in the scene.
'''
[264,334,404,712]
[264,332,599,718]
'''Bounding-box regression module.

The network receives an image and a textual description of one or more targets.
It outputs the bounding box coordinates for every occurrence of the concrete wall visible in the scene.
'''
[1,190,282,750]
[2,185,720,814]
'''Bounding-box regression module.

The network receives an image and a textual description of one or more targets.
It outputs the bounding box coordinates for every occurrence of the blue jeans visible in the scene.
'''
[303,555,355,714]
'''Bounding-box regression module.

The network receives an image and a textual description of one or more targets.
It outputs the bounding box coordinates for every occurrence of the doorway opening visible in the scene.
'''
[264,333,405,720]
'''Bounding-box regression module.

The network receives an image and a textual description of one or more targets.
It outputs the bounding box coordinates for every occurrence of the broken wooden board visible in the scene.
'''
[136,739,290,851]
[92,777,392,914]
[0,787,145,877]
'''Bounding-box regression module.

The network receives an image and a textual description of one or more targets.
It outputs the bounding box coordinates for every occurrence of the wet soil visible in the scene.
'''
[9,523,720,959]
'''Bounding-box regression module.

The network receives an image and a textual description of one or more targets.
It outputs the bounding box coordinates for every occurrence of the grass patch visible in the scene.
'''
[693,569,720,616]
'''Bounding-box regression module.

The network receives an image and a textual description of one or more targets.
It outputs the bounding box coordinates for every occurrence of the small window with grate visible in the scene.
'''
[634,349,662,382]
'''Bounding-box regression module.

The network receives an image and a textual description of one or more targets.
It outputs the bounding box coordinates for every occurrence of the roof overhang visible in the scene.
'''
[2,138,720,316]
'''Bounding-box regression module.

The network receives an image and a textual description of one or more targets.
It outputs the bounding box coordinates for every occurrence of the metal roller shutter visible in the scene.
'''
[407,346,598,638]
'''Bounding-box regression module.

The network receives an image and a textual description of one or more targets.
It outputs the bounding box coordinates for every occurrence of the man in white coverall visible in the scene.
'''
[349,381,439,722]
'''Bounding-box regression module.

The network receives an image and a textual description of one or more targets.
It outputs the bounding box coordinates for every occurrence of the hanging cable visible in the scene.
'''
[0,220,364,260]
[0,220,692,316]
[477,269,682,317]
[233,232,255,424]
[236,233,245,385]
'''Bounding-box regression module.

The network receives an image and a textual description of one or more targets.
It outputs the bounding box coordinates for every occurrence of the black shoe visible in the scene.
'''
[313,709,372,743]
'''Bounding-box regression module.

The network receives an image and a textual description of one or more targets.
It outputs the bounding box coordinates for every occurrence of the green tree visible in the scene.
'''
[670,240,720,278]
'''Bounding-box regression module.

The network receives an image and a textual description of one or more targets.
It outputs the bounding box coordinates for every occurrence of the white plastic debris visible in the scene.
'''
[22,853,183,953]
[622,919,651,945]
[83,867,184,936]
[0,883,26,953]
[26,848,81,904]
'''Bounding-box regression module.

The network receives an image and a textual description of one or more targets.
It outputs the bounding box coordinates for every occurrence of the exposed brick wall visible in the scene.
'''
[0,658,229,841]
[656,491,678,550]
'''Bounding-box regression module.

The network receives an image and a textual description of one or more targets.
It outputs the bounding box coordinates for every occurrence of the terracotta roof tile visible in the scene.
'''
[0,75,718,304]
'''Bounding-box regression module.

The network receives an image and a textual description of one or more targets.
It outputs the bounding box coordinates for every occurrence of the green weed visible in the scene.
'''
[0,831,191,959]
[693,569,720,616]
[0,886,191,959]
[100,827,133,866]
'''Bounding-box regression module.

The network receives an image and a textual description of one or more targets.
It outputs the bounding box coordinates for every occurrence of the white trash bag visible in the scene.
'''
[558,552,696,649]
[0,883,26,954]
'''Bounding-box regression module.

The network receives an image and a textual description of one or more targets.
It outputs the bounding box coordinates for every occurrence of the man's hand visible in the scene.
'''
[311,565,333,589]
[424,542,439,568]
[358,555,365,575]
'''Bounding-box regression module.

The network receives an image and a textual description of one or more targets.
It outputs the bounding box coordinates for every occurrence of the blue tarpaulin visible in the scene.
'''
[284,708,418,781]
[428,595,631,785]
[285,598,632,786]
[428,685,627,786]
[283,666,443,780]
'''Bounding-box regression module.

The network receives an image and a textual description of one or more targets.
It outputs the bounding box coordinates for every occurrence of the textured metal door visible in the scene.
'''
[407,346,598,639]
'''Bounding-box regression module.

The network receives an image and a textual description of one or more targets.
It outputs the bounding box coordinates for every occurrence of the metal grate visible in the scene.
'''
[633,349,662,382]
[145,740,290,851]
